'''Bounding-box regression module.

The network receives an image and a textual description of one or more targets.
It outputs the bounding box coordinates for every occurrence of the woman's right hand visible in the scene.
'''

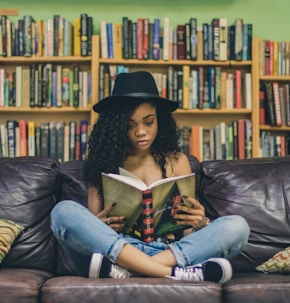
[97,203,126,232]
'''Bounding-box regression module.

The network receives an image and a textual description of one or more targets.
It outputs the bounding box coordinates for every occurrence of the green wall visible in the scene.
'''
[0,0,289,41]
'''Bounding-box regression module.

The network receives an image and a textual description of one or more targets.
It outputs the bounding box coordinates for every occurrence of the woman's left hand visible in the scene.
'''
[172,196,210,230]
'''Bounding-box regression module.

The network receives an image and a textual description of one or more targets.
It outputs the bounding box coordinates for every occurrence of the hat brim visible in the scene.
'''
[93,95,179,113]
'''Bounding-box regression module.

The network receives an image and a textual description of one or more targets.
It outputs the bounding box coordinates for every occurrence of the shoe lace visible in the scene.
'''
[110,264,131,279]
[174,265,204,281]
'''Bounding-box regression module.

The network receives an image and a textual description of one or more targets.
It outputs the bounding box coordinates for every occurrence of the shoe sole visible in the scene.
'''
[88,253,103,278]
[206,258,233,283]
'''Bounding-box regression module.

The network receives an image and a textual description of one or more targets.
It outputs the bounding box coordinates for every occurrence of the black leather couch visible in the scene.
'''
[0,156,289,303]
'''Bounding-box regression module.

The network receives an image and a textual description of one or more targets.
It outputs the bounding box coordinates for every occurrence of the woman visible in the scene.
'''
[51,71,250,283]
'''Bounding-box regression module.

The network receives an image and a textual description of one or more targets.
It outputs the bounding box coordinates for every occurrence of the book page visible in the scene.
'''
[119,167,195,188]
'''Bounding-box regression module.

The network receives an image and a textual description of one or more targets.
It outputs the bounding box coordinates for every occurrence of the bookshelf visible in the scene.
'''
[96,34,261,159]
[0,35,99,127]
[258,39,290,157]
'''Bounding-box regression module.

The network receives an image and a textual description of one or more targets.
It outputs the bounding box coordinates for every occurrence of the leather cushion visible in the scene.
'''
[200,156,290,272]
[0,157,59,272]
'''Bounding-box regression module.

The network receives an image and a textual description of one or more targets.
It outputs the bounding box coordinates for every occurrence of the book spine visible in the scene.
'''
[202,23,209,60]
[122,17,129,59]
[56,121,65,162]
[27,121,35,156]
[80,13,88,56]
[114,23,122,60]
[73,17,81,56]
[143,18,149,60]
[106,22,113,59]
[212,18,220,61]
[18,120,27,156]
[234,18,243,61]
[219,18,228,61]
[142,189,154,243]
[189,18,197,60]
[80,120,88,160]
[272,82,282,126]
[176,24,185,60]
[152,18,160,60]
[73,65,80,107]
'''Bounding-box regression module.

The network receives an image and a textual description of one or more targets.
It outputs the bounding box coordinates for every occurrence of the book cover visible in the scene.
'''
[103,170,195,242]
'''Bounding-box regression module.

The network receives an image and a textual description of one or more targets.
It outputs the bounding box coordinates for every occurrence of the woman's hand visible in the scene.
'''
[97,203,126,232]
[172,196,210,230]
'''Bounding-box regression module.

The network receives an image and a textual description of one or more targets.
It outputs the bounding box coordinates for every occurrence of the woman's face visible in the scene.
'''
[127,103,158,153]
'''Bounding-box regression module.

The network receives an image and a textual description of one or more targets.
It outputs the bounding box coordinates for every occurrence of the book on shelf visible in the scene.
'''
[189,17,197,60]
[102,168,195,243]
[80,13,89,56]
[18,120,28,156]
[49,121,57,159]
[28,121,35,156]
[113,23,123,60]
[152,18,160,60]
[262,82,276,126]
[189,124,202,160]
[211,18,220,61]
[122,17,130,59]
[259,90,266,125]
[184,23,191,60]
[6,120,18,158]
[56,121,65,163]
[106,22,113,59]
[73,17,81,56]
[234,18,243,61]
[182,65,190,109]
[137,18,144,60]
[219,18,228,61]
[272,82,282,126]
[163,17,170,61]
[176,24,185,60]
[179,125,190,155]
[202,23,209,60]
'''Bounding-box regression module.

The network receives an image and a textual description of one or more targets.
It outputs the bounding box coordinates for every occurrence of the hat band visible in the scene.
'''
[116,92,160,98]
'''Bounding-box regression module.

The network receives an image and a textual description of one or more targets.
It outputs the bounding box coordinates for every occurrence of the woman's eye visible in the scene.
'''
[145,121,154,126]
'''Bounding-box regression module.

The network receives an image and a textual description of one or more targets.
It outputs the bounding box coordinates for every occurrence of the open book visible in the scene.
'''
[102,168,195,243]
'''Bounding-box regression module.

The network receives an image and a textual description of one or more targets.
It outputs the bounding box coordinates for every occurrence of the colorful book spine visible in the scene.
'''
[142,189,154,243]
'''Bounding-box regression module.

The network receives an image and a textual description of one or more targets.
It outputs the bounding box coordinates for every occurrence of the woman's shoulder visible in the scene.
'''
[167,152,192,176]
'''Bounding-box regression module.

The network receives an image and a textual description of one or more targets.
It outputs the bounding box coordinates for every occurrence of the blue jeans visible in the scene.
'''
[50,200,250,277]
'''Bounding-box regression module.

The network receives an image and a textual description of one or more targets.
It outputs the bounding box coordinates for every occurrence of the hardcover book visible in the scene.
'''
[102,169,195,243]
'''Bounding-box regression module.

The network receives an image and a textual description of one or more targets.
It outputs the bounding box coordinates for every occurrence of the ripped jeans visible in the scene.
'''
[50,200,250,277]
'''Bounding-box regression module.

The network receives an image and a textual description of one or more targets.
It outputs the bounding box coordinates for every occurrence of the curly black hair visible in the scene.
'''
[83,101,181,200]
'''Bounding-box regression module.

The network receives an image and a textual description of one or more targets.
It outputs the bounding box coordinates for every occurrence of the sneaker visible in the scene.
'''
[88,253,131,279]
[169,258,232,284]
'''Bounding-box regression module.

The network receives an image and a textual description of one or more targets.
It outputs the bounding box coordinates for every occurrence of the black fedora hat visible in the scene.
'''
[93,71,179,113]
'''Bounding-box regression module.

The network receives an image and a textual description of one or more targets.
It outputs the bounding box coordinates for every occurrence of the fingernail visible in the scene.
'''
[112,202,117,207]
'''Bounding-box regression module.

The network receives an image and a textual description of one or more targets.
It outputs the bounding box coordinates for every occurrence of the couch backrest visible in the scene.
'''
[0,157,59,272]
[200,156,290,272]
